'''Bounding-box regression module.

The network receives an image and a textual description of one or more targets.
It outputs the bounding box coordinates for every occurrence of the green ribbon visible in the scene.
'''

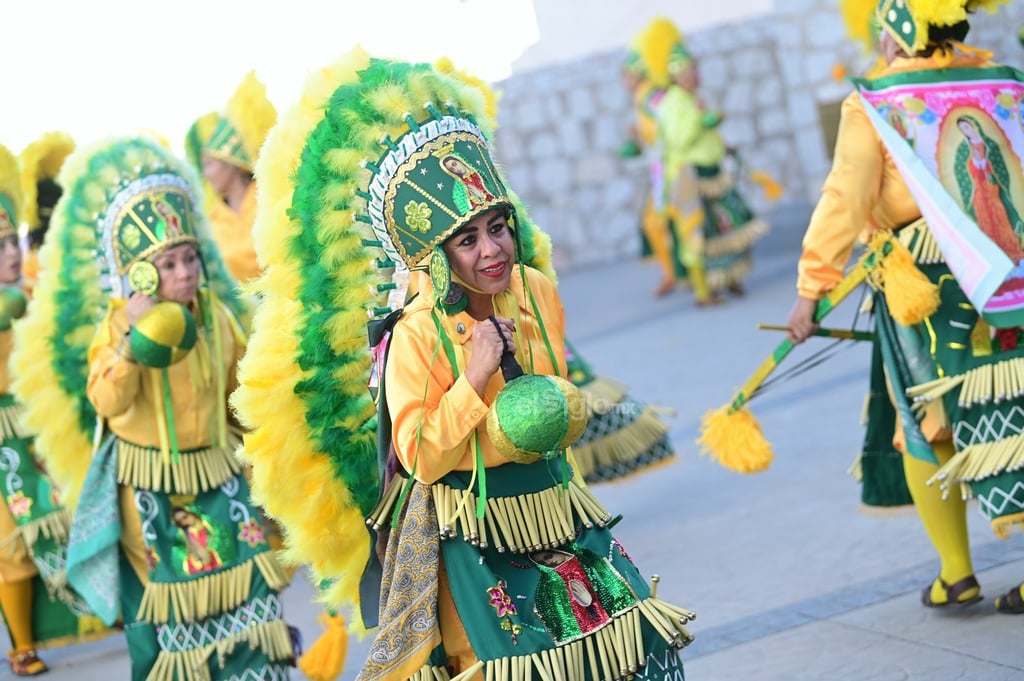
[161,367,181,464]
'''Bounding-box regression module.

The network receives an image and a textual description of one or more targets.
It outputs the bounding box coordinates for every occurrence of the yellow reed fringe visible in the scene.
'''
[697,406,773,473]
[297,612,348,681]
[908,358,1024,410]
[368,480,613,554]
[696,172,734,199]
[138,550,287,624]
[0,402,31,440]
[867,231,940,326]
[897,218,943,264]
[16,508,71,549]
[116,440,242,495]
[928,433,1024,488]
[407,665,453,681]
[408,597,694,681]
[579,376,627,405]
[704,219,770,259]
[847,453,864,483]
[991,510,1024,540]
[147,618,294,681]
[571,407,672,480]
[705,258,752,293]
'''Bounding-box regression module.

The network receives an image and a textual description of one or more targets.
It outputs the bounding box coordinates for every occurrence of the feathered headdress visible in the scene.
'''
[19,132,74,237]
[843,0,881,52]
[634,16,692,88]
[204,71,278,172]
[232,49,562,627]
[185,111,221,176]
[11,137,243,510]
[877,0,1010,53]
[0,145,21,241]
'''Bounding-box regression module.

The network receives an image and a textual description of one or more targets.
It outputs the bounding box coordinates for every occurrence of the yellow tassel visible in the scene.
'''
[749,170,783,202]
[297,613,348,681]
[868,232,940,326]
[697,406,774,473]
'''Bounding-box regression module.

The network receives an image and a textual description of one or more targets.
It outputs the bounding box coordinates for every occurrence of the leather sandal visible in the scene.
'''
[7,648,48,676]
[994,583,1024,614]
[921,575,983,608]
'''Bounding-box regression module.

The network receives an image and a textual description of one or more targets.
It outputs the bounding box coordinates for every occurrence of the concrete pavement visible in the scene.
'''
[14,206,1024,679]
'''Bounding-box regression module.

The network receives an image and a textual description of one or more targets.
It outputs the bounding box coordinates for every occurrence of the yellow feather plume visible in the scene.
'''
[0,144,23,224]
[226,71,278,166]
[232,48,374,626]
[19,132,74,230]
[840,0,878,52]
[633,17,683,88]
[697,406,774,474]
[11,218,97,510]
[434,57,501,127]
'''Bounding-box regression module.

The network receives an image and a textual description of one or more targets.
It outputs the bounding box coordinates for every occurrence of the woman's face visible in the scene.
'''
[674,63,699,92]
[202,156,244,197]
[444,157,468,177]
[443,208,515,296]
[958,119,982,142]
[0,237,22,285]
[879,29,904,65]
[154,243,201,305]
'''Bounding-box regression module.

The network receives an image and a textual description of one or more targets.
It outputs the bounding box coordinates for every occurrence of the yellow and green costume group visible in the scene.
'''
[233,50,697,681]
[13,137,293,679]
[0,141,107,675]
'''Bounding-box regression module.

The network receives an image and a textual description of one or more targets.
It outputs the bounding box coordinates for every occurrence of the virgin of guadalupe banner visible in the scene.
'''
[856,66,1024,328]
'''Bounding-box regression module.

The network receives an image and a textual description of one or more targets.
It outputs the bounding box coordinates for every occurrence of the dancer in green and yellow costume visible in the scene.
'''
[18,132,74,295]
[0,143,109,676]
[233,50,697,681]
[621,38,684,298]
[435,57,676,484]
[639,17,774,306]
[12,136,293,679]
[788,0,1024,613]
[201,71,277,284]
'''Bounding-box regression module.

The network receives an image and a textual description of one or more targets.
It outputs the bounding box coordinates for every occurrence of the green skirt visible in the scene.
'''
[362,457,692,680]
[0,394,109,649]
[67,434,293,680]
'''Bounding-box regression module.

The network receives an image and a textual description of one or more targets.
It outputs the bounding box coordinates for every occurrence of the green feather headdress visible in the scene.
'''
[233,49,561,627]
[10,137,244,510]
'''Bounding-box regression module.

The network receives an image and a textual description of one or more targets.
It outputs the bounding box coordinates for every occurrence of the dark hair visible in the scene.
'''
[916,19,970,56]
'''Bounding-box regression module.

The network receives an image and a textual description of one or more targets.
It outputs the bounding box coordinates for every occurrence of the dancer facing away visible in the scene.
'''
[234,51,698,681]
[788,0,1024,613]
[18,132,74,295]
[13,136,293,679]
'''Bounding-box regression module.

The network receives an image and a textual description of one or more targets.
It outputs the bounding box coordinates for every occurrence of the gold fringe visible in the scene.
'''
[696,172,733,199]
[147,618,293,681]
[705,257,752,293]
[137,550,287,624]
[908,358,1024,411]
[0,402,31,440]
[897,218,943,265]
[571,407,672,481]
[369,480,612,554]
[928,433,1024,489]
[704,219,770,259]
[991,510,1024,540]
[406,595,694,681]
[579,377,627,405]
[847,453,863,483]
[116,440,242,495]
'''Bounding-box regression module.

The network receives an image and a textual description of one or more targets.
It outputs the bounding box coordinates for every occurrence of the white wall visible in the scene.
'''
[512,0,774,73]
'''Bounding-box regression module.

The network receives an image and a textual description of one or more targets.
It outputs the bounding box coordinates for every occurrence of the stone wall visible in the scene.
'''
[495,1,1024,271]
